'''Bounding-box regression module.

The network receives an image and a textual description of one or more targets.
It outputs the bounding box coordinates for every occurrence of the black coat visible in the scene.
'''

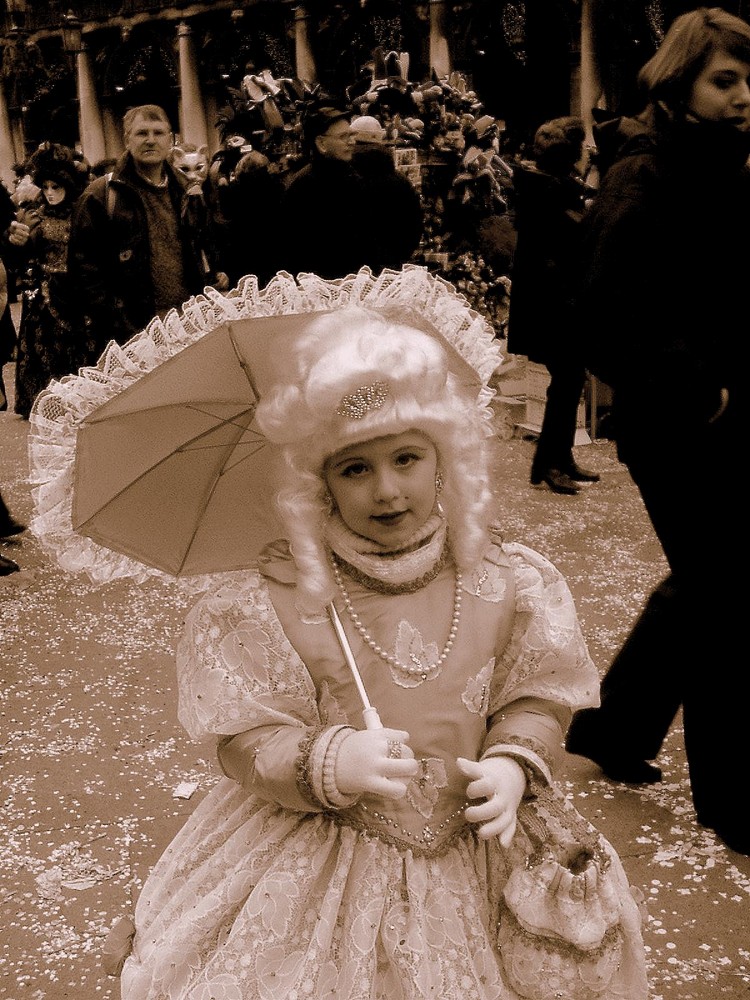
[67,153,209,365]
[506,163,586,364]
[578,111,750,445]
[278,151,422,281]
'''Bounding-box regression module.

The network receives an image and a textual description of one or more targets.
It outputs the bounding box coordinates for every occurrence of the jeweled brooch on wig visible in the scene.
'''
[336,381,390,419]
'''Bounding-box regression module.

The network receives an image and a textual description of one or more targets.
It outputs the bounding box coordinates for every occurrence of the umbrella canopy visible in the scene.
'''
[30,267,502,588]
[72,313,319,576]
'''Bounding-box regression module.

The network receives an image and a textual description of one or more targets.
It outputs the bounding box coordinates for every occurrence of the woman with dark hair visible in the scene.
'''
[6,142,87,418]
[566,7,750,856]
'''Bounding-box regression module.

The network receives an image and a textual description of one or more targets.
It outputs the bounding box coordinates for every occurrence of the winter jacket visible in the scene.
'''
[506,162,587,365]
[67,152,209,366]
[577,109,750,444]
[279,151,422,280]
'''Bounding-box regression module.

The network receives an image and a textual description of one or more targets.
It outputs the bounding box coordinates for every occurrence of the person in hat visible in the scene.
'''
[107,269,648,999]
[278,104,364,279]
[279,103,421,279]
[348,114,424,275]
[4,141,88,419]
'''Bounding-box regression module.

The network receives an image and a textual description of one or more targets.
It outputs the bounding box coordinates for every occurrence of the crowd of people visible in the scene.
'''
[1,6,748,997]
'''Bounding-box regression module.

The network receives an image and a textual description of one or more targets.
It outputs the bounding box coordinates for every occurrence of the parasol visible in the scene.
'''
[70,312,319,577]
[31,270,500,583]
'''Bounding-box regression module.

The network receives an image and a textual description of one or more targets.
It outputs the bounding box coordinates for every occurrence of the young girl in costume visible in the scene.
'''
[29,267,648,999]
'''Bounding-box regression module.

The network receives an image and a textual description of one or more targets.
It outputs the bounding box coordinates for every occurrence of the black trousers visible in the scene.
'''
[571,393,745,834]
[530,359,586,476]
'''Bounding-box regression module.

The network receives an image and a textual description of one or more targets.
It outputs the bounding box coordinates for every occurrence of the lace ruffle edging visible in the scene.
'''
[28,266,503,588]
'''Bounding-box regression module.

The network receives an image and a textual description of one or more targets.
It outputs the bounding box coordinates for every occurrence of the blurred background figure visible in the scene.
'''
[0,187,18,410]
[67,104,213,369]
[214,148,285,289]
[278,104,362,279]
[349,114,423,274]
[5,142,87,419]
[506,115,599,495]
[0,482,25,576]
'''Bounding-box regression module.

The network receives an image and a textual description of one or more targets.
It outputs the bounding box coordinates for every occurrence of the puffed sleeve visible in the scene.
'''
[482,542,600,787]
[176,573,335,813]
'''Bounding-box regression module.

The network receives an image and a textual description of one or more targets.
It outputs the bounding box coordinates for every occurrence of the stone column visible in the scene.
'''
[0,82,17,190]
[177,21,209,147]
[293,5,317,85]
[75,46,107,166]
[579,0,601,144]
[429,0,451,79]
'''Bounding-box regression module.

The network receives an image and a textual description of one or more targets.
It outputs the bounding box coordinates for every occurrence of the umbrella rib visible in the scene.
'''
[228,327,261,398]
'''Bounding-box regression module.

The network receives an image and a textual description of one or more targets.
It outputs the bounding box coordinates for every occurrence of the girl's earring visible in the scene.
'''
[435,472,445,517]
[322,491,335,513]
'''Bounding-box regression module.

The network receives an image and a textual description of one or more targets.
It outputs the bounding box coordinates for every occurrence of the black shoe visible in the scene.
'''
[566,461,601,483]
[530,469,580,495]
[566,725,662,784]
[0,554,20,576]
[0,516,26,539]
[697,815,750,855]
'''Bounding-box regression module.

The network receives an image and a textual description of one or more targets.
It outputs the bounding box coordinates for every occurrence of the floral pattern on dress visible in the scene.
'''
[388,619,443,688]
[118,543,645,1000]
[406,757,448,818]
[318,680,349,726]
[462,659,495,715]
[467,560,508,602]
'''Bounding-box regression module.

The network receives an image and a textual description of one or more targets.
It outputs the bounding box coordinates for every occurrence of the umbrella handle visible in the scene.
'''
[327,602,383,730]
[362,706,383,730]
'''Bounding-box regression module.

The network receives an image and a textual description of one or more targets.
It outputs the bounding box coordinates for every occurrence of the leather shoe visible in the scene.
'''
[697,814,750,855]
[0,516,26,538]
[530,469,580,495]
[566,461,600,483]
[0,554,20,576]
[566,722,662,784]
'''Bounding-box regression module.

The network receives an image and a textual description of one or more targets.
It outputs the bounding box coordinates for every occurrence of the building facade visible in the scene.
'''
[2,0,750,188]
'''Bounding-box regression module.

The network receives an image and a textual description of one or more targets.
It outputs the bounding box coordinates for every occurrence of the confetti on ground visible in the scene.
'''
[2,364,749,999]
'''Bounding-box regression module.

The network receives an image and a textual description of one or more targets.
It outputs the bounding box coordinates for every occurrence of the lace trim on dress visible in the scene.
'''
[295,724,328,808]
[330,806,474,858]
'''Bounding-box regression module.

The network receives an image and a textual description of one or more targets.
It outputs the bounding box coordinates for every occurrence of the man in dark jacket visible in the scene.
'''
[67,104,210,367]
[279,105,422,280]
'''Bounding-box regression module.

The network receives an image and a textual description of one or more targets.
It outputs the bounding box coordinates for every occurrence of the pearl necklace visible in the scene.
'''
[330,554,463,678]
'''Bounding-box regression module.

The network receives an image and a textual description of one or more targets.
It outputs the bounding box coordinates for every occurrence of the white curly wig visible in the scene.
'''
[255,306,497,613]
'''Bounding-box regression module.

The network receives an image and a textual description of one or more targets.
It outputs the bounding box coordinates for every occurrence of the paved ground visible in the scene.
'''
[1,345,749,1000]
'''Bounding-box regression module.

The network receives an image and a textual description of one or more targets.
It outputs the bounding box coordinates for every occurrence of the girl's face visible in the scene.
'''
[688,49,750,128]
[324,431,438,548]
[42,180,66,206]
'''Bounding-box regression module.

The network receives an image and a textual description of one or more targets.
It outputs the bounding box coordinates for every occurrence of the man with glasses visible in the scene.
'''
[280,104,420,280]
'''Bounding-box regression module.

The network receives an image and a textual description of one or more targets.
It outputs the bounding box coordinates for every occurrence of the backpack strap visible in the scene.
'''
[104,171,116,219]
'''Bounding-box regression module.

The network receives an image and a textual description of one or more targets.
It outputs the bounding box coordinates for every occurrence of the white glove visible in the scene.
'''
[335,727,418,800]
[457,755,527,846]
